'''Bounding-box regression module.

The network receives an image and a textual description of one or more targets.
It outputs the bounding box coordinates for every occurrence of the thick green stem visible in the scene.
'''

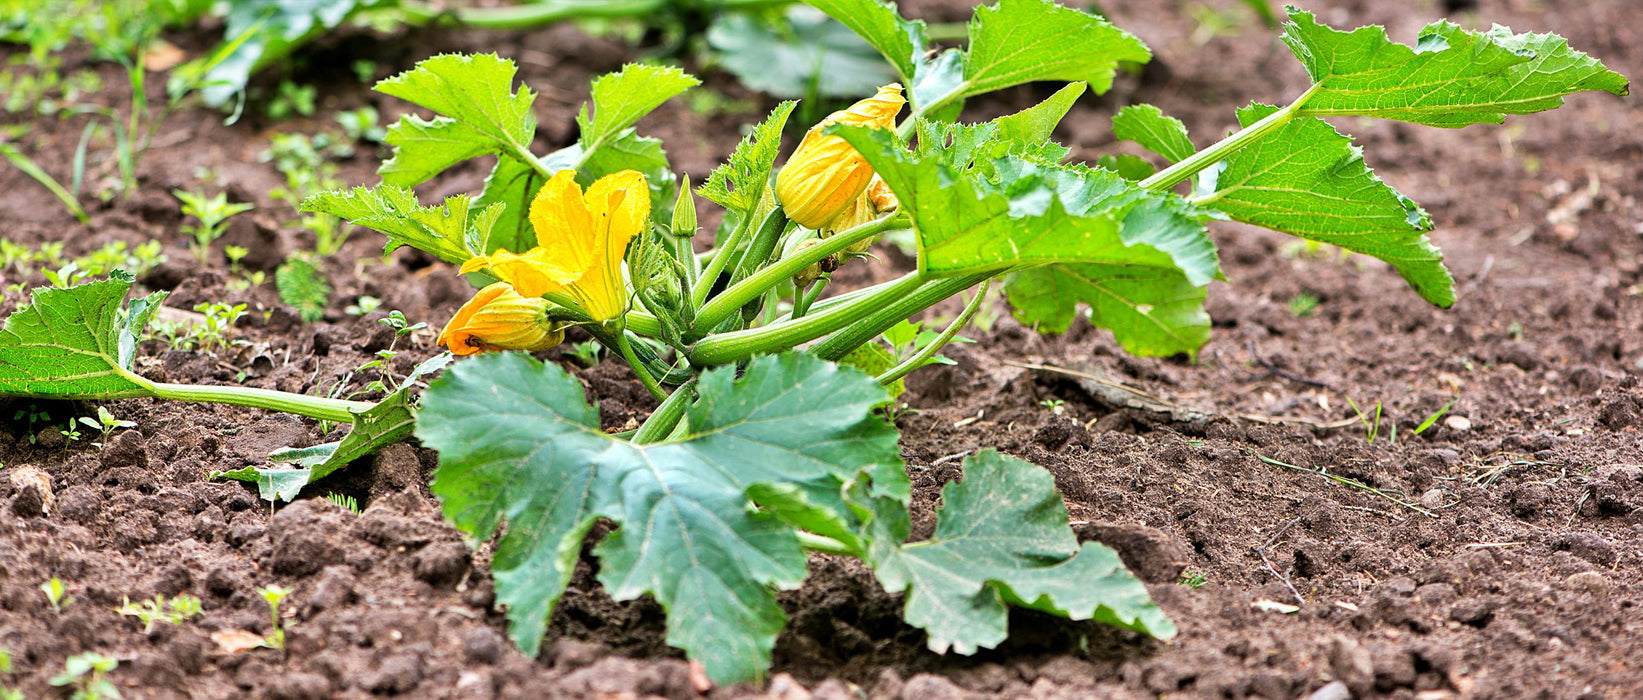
[810,272,994,362]
[150,383,370,424]
[397,0,668,30]
[687,272,927,366]
[632,379,694,444]
[613,330,670,403]
[876,279,989,385]
[791,274,828,319]
[693,215,900,332]
[898,83,972,140]
[796,531,856,557]
[691,211,757,307]
[1138,84,1320,192]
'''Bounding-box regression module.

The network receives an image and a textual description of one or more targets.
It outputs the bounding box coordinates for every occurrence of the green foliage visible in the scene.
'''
[866,450,1174,653]
[420,352,1167,684]
[49,652,119,700]
[1111,104,1195,164]
[116,593,202,633]
[175,189,254,263]
[708,8,897,99]
[696,101,796,218]
[303,186,500,263]
[577,63,700,151]
[1283,9,1629,127]
[193,0,386,107]
[275,257,331,323]
[377,53,538,187]
[0,272,164,400]
[257,585,292,649]
[1201,103,1454,306]
[41,577,72,612]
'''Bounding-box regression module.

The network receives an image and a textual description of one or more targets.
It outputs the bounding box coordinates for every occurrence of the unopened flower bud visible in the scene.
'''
[437,282,563,356]
[776,84,905,230]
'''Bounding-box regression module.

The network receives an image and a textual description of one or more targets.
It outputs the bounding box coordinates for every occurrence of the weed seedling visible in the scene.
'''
[175,189,254,263]
[1288,293,1319,317]
[257,585,292,650]
[1411,401,1455,438]
[78,406,136,446]
[1179,571,1209,589]
[345,295,381,317]
[192,302,248,352]
[565,340,603,366]
[41,577,72,613]
[116,594,202,633]
[326,493,361,514]
[49,652,119,700]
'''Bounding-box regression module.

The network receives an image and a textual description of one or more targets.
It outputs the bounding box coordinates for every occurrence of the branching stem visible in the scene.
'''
[1139,84,1320,192]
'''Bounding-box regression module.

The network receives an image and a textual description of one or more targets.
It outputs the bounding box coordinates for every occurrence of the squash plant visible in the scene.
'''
[0,0,1627,685]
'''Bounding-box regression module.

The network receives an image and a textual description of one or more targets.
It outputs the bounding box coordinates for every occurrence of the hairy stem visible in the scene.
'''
[613,329,670,403]
[1139,84,1320,192]
[693,214,900,332]
[687,273,927,366]
[796,531,856,557]
[632,379,695,444]
[150,383,371,424]
[809,272,995,362]
[691,211,757,307]
[876,280,989,386]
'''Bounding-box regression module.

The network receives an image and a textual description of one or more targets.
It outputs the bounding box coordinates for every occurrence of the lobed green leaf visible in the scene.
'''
[1200,104,1455,307]
[302,186,501,264]
[1111,104,1195,164]
[375,53,537,178]
[379,116,495,188]
[863,450,1175,654]
[709,11,897,99]
[1005,263,1211,358]
[697,101,797,218]
[803,0,928,85]
[576,63,700,151]
[963,0,1150,97]
[1284,9,1629,127]
[0,272,163,400]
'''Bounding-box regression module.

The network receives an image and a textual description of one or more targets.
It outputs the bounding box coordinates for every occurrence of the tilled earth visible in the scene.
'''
[1,0,1640,698]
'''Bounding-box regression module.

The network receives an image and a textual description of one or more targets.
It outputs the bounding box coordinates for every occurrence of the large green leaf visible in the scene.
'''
[376,53,537,159]
[963,0,1150,96]
[1005,263,1210,358]
[575,63,700,151]
[834,125,1218,285]
[863,450,1176,654]
[697,101,795,218]
[419,353,904,684]
[802,0,928,85]
[709,10,898,99]
[1284,9,1629,127]
[0,272,164,400]
[301,186,500,264]
[991,82,1086,145]
[379,116,495,188]
[1200,104,1454,307]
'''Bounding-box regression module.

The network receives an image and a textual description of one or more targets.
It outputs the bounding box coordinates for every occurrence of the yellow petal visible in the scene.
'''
[571,170,650,322]
[776,84,904,230]
[528,170,599,281]
[481,248,585,298]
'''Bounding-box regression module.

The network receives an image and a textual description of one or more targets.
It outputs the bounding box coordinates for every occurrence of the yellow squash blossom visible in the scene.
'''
[460,169,650,323]
[776,83,905,230]
[438,282,564,356]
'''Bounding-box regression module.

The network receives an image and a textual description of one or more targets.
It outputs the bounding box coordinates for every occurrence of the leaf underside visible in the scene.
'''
[0,272,163,400]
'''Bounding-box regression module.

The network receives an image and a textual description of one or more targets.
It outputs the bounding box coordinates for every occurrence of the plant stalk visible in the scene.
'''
[691,210,758,307]
[810,272,994,362]
[1139,84,1320,192]
[687,272,927,366]
[150,383,370,424]
[632,379,695,444]
[876,279,989,386]
[692,214,900,332]
[796,531,855,557]
[612,328,670,403]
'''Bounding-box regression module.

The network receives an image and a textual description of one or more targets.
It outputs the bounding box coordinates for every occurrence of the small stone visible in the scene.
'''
[364,653,423,694]
[1443,416,1472,432]
[1563,571,1610,597]
[7,465,55,515]
[412,541,471,587]
[766,673,812,700]
[1328,636,1374,697]
[304,566,356,615]
[1305,681,1353,700]
[462,627,506,665]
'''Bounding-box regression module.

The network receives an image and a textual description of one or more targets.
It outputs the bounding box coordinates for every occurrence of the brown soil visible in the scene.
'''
[2,0,1641,698]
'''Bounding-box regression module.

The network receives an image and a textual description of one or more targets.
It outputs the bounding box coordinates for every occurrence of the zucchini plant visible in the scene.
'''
[0,0,1625,685]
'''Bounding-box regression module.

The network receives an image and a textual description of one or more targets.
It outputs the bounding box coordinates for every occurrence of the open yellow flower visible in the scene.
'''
[459,169,650,323]
[776,83,905,230]
[438,282,564,356]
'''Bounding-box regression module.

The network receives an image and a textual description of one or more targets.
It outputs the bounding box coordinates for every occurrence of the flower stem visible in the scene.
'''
[687,272,928,366]
[1138,84,1320,192]
[692,214,899,332]
[791,274,829,319]
[796,531,856,557]
[691,209,758,308]
[613,329,670,403]
[149,383,371,424]
[875,279,989,386]
[632,379,695,444]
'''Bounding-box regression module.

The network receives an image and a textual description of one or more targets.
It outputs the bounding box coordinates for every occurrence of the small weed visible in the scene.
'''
[1179,571,1208,589]
[192,302,248,353]
[1344,396,1384,444]
[116,594,202,633]
[14,404,52,444]
[1288,293,1319,317]
[266,80,316,120]
[49,652,119,700]
[257,585,293,650]
[41,577,72,612]
[175,189,253,263]
[1411,401,1454,438]
[566,340,603,366]
[78,406,136,446]
[1038,398,1066,415]
[275,257,331,322]
[345,295,382,317]
[326,493,361,514]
